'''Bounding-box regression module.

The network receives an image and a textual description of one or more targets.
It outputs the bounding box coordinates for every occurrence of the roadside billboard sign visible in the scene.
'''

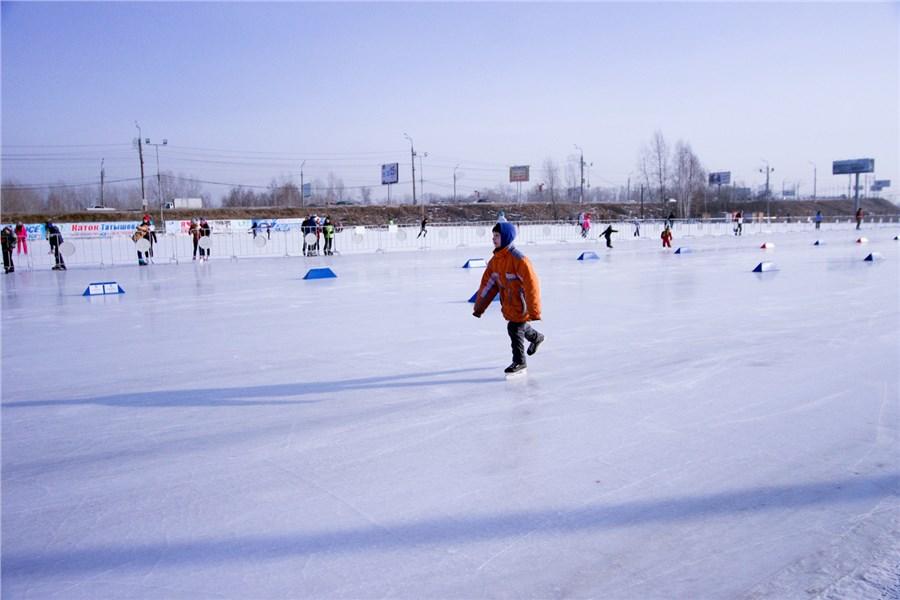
[832,158,874,175]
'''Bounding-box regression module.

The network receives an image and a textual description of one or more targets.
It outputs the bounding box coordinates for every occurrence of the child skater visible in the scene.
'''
[473,222,544,375]
[661,225,673,248]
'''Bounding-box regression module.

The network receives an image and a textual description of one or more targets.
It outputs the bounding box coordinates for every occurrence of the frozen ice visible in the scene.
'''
[2,227,898,598]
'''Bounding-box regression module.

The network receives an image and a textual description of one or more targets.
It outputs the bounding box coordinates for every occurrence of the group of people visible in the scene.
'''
[300,215,339,256]
[188,218,212,261]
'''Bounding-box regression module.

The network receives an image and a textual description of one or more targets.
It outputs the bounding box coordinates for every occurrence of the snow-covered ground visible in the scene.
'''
[2,227,898,599]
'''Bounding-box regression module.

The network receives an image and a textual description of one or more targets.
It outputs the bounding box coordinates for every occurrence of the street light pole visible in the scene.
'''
[135,121,146,210]
[760,159,774,218]
[808,161,817,199]
[403,133,417,205]
[145,137,168,224]
[300,160,306,208]
[453,164,460,203]
[574,144,584,204]
[100,158,105,206]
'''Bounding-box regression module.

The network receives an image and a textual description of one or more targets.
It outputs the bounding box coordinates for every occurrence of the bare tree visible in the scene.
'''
[541,158,560,204]
[638,131,669,209]
[672,141,706,217]
[360,186,372,205]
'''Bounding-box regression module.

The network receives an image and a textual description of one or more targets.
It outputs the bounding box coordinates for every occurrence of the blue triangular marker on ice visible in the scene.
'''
[753,262,778,273]
[83,281,125,296]
[578,251,599,260]
[303,267,337,280]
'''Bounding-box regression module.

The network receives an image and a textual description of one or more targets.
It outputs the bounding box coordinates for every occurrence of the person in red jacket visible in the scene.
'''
[661,225,673,248]
[473,222,544,375]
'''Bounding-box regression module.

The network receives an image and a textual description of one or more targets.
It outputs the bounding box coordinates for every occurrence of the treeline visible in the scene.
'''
[1,172,212,214]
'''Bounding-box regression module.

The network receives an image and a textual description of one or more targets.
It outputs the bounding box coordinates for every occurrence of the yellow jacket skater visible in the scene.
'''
[473,222,545,375]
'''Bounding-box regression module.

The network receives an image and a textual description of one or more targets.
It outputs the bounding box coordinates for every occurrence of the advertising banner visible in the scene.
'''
[832,158,874,175]
[382,163,399,185]
[509,165,530,183]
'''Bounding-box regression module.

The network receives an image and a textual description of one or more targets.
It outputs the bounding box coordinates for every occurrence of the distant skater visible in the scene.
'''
[199,218,211,261]
[599,225,618,248]
[733,211,743,236]
[189,218,201,260]
[661,225,673,248]
[633,218,640,237]
[814,210,823,230]
[1,225,16,273]
[133,221,151,266]
[46,221,66,270]
[417,216,428,239]
[323,217,335,255]
[473,222,544,376]
[855,208,863,230]
[15,222,27,255]
[581,213,592,238]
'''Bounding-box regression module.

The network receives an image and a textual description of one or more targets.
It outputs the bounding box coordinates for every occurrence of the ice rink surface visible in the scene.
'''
[3,227,899,599]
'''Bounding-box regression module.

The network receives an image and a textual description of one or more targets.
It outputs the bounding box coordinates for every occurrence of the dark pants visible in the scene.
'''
[507,321,541,366]
[192,238,199,258]
[2,245,13,272]
[815,222,820,230]
[51,244,65,268]
[324,238,333,255]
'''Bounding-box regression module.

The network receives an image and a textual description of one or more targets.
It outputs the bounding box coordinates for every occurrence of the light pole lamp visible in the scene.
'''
[574,144,584,204]
[808,161,817,199]
[403,133,416,205]
[145,138,168,224]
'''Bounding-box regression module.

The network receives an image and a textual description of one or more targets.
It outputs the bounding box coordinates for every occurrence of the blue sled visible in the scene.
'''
[578,252,599,260]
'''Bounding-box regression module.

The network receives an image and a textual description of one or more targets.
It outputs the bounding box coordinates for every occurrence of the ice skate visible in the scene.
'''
[527,333,544,356]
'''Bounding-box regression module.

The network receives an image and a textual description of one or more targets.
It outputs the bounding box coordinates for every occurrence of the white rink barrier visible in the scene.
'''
[3,217,898,270]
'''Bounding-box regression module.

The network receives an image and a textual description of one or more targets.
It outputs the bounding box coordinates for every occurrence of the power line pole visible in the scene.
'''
[453,164,459,203]
[135,121,146,210]
[100,158,105,206]
[404,133,417,205]
[145,137,168,225]
[808,161,817,199]
[575,144,585,204]
[759,159,774,217]
[300,160,306,209]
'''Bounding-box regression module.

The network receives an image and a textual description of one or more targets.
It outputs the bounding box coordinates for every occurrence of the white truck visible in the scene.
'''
[165,197,203,210]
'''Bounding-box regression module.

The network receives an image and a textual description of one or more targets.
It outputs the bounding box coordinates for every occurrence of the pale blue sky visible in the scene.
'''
[2,1,898,201]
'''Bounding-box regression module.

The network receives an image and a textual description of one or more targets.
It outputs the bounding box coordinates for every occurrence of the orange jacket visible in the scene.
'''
[473,246,542,322]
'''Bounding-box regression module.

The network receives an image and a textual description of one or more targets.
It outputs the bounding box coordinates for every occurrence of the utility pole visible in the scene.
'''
[300,160,306,209]
[100,158,105,206]
[404,133,417,205]
[145,137,168,224]
[626,175,631,204]
[808,161,817,199]
[418,151,428,203]
[453,164,460,203]
[759,160,774,217]
[135,121,146,210]
[575,144,585,204]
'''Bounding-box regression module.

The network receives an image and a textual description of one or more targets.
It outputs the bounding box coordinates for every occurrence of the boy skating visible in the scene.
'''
[472,222,544,375]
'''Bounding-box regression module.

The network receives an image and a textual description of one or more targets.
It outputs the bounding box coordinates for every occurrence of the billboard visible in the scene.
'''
[708,171,731,185]
[302,183,312,198]
[832,158,874,175]
[381,163,399,185]
[872,179,891,191]
[509,165,530,183]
